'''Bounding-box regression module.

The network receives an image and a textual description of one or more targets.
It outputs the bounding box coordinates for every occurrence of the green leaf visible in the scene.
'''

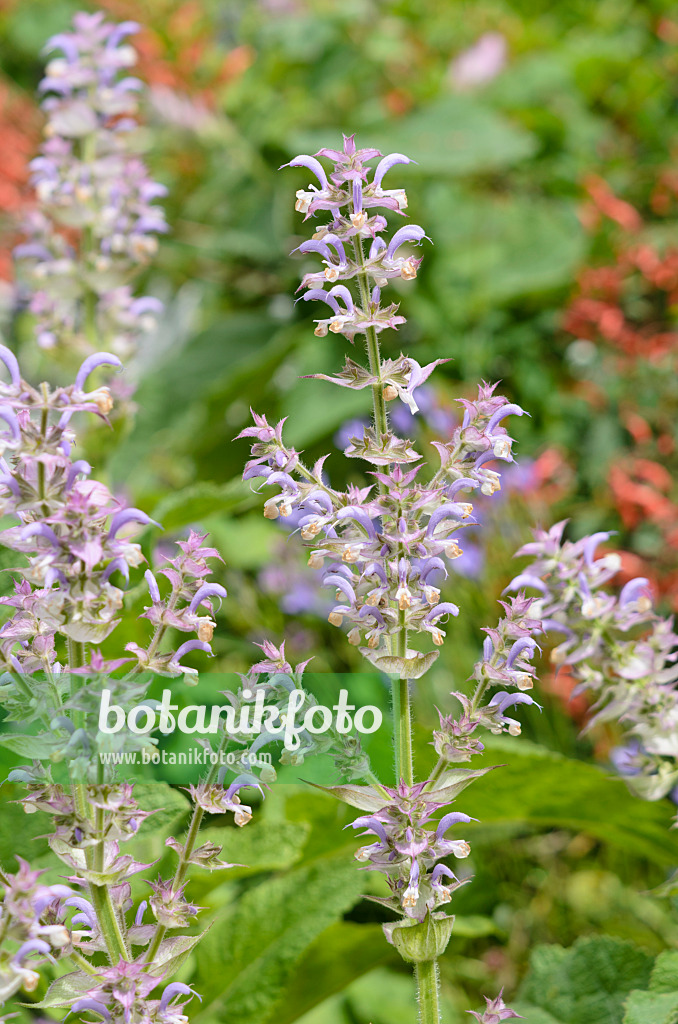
[345,967,417,1024]
[135,783,191,838]
[194,852,364,1024]
[152,480,248,532]
[27,971,93,1009]
[428,187,586,314]
[273,923,397,1024]
[516,935,654,1024]
[291,95,537,177]
[149,932,206,977]
[469,739,677,865]
[623,990,678,1024]
[196,820,310,875]
[0,786,49,865]
[1,733,60,758]
[651,952,678,993]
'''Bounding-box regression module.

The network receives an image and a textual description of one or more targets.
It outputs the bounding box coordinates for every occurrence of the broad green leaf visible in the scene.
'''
[193,851,363,1024]
[1,733,60,758]
[194,820,310,877]
[152,479,248,532]
[135,783,191,838]
[469,739,677,866]
[291,95,536,177]
[623,989,678,1024]
[651,951,678,993]
[274,923,397,1024]
[345,967,416,1024]
[0,787,50,865]
[516,935,653,1024]
[26,970,92,1008]
[428,187,586,314]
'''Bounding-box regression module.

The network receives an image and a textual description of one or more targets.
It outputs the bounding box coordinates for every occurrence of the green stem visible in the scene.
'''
[143,727,229,963]
[89,883,129,963]
[351,236,415,788]
[416,960,441,1024]
[68,641,129,963]
[143,803,205,965]
[351,238,388,438]
[69,948,99,976]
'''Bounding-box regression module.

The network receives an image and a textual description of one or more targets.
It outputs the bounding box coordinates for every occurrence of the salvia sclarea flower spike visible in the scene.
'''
[240,135,527,680]
[14,11,167,358]
[0,858,72,1000]
[0,338,252,1008]
[506,521,678,800]
[240,136,527,1022]
[348,781,474,923]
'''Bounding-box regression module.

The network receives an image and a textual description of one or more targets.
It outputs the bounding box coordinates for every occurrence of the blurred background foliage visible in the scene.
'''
[2,0,678,1021]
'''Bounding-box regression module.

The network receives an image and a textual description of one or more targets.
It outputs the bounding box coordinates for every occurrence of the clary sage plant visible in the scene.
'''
[1,12,676,1024]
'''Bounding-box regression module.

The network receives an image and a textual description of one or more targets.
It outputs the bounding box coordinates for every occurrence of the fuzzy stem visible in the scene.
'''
[416,959,441,1024]
[69,948,99,976]
[89,884,129,962]
[143,727,230,963]
[68,639,129,963]
[352,237,388,437]
[351,235,415,787]
[142,801,205,964]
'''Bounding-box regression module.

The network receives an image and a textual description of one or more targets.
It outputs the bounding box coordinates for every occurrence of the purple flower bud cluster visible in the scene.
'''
[433,597,542,764]
[468,989,524,1022]
[349,782,473,922]
[507,522,678,799]
[14,12,167,357]
[240,398,524,676]
[0,347,155,657]
[0,858,72,1001]
[127,532,226,680]
[0,336,244,1007]
[71,961,199,1024]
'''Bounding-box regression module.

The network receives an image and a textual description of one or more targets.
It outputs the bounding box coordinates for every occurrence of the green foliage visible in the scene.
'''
[468,738,677,865]
[193,851,365,1024]
[514,936,653,1024]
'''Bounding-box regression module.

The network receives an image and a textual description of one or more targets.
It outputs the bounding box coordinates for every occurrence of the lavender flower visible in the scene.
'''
[349,782,473,922]
[14,12,167,358]
[468,988,523,1022]
[239,136,534,1019]
[507,522,678,800]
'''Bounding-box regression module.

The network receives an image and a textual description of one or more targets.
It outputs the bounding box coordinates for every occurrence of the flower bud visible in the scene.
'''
[384,912,455,964]
[383,384,398,401]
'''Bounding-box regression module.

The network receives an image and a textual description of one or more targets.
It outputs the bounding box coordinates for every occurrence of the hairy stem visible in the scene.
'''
[352,237,388,437]
[144,726,230,963]
[68,639,129,962]
[416,959,441,1024]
